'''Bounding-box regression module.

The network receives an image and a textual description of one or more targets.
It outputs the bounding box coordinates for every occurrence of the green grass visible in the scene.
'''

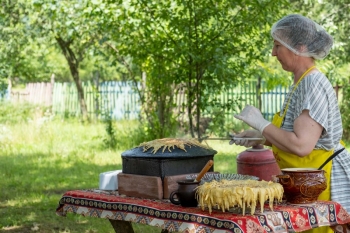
[0,118,243,233]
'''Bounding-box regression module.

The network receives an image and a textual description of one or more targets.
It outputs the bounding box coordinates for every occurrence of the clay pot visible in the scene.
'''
[276,168,327,204]
[236,146,281,181]
[169,179,200,207]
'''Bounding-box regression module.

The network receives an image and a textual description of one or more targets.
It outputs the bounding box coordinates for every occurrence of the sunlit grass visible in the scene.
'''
[2,107,350,233]
[0,117,244,232]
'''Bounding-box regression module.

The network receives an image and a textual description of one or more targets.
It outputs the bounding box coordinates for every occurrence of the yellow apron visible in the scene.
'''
[271,66,333,233]
[271,112,333,201]
[272,113,333,233]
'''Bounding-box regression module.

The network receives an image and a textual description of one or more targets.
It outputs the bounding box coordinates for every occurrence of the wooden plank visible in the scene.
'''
[118,173,163,200]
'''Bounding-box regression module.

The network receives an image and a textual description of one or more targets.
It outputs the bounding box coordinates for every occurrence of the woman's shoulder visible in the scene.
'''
[295,72,336,103]
[302,72,332,89]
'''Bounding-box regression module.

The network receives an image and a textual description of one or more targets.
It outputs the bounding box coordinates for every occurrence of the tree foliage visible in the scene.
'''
[100,0,290,139]
[29,0,114,121]
[1,0,350,140]
[0,1,70,85]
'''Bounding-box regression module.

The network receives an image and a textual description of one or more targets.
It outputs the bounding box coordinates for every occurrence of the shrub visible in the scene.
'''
[0,102,50,124]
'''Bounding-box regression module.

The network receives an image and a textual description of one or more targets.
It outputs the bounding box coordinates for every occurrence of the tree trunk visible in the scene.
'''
[257,76,262,111]
[188,82,195,138]
[55,36,89,122]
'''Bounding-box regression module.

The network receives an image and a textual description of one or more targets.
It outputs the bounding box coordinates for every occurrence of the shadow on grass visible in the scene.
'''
[0,151,129,233]
[0,141,238,233]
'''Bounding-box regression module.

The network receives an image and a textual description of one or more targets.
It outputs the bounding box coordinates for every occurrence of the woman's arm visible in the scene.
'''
[263,110,323,156]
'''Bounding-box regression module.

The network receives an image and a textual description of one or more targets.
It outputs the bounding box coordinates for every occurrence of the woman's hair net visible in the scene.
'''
[271,14,333,60]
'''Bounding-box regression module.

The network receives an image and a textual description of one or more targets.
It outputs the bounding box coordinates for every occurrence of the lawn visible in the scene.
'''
[0,118,244,233]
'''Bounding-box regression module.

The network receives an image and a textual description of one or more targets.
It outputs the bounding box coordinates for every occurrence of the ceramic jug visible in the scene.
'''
[169,179,200,207]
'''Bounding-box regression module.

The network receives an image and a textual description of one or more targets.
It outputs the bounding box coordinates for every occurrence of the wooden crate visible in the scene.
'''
[118,173,163,199]
[118,172,219,199]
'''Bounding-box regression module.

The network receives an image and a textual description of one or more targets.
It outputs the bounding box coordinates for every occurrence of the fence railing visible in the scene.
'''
[215,81,290,121]
[5,80,294,121]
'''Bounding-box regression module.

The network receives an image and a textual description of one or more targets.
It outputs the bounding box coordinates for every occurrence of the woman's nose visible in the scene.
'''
[271,48,277,56]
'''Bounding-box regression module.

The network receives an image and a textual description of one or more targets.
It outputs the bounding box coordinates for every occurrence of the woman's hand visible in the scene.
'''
[234,105,271,133]
[230,129,266,147]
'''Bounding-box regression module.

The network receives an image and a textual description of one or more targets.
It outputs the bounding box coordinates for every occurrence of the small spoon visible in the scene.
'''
[194,160,214,182]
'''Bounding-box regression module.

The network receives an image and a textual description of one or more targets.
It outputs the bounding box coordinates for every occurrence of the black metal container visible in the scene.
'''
[121,145,217,180]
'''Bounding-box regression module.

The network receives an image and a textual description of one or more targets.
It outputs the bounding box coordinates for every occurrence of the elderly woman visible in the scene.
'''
[233,14,350,233]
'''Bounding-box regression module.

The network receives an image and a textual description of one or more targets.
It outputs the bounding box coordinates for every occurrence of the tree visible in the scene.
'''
[0,1,40,86]
[0,1,74,87]
[29,0,115,121]
[101,0,290,139]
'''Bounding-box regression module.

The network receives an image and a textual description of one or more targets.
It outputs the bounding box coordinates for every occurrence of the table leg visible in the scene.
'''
[109,219,171,233]
[109,219,134,233]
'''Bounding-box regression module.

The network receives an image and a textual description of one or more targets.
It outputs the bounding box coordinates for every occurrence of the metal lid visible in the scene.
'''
[237,147,276,163]
[121,145,217,159]
[281,168,319,172]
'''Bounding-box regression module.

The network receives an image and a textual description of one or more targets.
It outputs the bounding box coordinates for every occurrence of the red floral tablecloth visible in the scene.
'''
[56,189,350,233]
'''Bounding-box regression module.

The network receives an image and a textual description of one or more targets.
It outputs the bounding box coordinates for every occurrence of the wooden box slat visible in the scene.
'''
[118,173,163,199]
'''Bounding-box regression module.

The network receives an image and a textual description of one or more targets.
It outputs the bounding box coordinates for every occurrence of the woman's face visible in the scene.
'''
[271,40,296,72]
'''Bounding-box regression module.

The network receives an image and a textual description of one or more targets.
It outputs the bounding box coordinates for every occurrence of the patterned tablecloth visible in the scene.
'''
[56,189,350,233]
